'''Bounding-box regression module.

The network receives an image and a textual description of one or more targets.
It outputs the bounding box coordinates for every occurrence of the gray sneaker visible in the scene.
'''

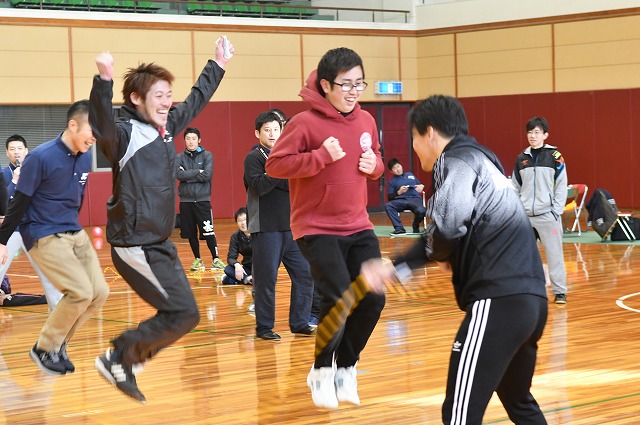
[30,344,67,375]
[554,294,567,304]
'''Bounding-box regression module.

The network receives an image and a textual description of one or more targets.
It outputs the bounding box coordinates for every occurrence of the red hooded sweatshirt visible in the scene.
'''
[265,70,384,239]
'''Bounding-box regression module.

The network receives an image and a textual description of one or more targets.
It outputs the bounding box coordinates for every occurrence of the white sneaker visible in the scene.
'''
[335,365,360,406]
[307,365,338,409]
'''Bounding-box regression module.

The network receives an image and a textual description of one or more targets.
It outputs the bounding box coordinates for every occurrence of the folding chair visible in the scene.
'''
[563,184,588,235]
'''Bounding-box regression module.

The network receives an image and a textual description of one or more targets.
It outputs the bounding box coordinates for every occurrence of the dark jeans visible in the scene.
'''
[111,240,200,366]
[297,230,385,368]
[222,264,251,284]
[252,231,314,335]
[385,197,426,230]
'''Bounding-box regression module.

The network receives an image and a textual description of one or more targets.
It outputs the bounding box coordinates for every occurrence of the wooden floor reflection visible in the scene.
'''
[0,212,639,424]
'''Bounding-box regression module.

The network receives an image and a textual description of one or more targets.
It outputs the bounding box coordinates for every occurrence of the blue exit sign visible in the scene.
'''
[375,81,403,95]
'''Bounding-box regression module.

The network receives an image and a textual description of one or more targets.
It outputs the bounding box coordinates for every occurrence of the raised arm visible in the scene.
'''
[90,52,121,165]
[167,36,232,135]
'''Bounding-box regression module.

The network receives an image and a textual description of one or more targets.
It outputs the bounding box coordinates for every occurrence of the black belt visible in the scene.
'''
[55,230,80,237]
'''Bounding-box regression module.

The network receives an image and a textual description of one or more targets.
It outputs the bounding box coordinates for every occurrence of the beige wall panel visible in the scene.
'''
[301,34,399,78]
[0,25,68,52]
[417,56,455,79]
[0,25,70,102]
[401,56,418,79]
[400,37,417,59]
[0,51,69,77]
[555,40,640,69]
[194,31,300,56]
[458,71,551,97]
[0,77,71,104]
[400,37,417,94]
[214,78,303,101]
[555,15,640,45]
[416,35,455,99]
[399,79,418,101]
[417,77,456,97]
[556,64,640,92]
[72,28,191,55]
[73,52,193,101]
[72,27,192,100]
[458,47,551,76]
[192,31,302,101]
[417,34,455,57]
[457,25,551,54]
[366,57,400,80]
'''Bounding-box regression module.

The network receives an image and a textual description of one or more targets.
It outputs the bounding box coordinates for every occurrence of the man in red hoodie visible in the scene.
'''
[266,47,385,409]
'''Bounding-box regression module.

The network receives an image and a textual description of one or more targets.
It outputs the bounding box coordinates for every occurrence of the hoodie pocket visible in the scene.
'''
[311,181,368,225]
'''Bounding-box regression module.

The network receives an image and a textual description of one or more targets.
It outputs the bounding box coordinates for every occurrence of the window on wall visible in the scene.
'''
[0,105,68,168]
[0,105,114,172]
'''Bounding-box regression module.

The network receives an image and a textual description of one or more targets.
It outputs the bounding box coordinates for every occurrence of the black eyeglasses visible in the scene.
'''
[332,81,368,92]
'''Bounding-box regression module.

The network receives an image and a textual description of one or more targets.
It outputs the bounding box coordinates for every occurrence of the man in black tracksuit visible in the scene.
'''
[244,111,314,341]
[176,127,225,271]
[89,37,233,403]
[362,95,548,424]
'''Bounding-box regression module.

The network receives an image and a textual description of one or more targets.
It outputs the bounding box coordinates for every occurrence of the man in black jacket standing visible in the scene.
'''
[361,95,548,424]
[176,127,225,272]
[89,36,234,403]
[244,111,315,341]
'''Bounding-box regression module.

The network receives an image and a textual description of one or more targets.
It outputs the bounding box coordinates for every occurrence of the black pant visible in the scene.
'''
[442,294,548,425]
[111,240,200,366]
[297,230,385,368]
[252,231,314,335]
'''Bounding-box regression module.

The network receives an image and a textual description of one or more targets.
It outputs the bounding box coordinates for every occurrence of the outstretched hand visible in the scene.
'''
[96,51,114,81]
[360,258,396,294]
[214,35,235,69]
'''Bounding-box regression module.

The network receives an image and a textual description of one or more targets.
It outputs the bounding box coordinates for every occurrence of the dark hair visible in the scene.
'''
[122,63,175,108]
[408,95,468,138]
[67,100,90,124]
[387,158,401,170]
[316,48,364,94]
[525,117,549,133]
[5,134,27,150]
[234,206,247,222]
[269,108,287,127]
[255,111,282,131]
[184,127,200,139]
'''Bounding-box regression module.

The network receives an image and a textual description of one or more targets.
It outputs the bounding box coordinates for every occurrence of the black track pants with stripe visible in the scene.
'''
[110,240,200,366]
[442,294,548,425]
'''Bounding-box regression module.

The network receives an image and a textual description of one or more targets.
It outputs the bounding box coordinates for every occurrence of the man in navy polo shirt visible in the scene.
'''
[0,100,109,375]
[0,134,63,312]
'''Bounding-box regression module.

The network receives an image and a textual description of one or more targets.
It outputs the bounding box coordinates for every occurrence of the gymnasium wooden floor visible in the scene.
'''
[0,212,639,424]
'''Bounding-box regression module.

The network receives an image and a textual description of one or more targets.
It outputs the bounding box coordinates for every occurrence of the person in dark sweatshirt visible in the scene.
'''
[244,111,315,341]
[176,127,225,272]
[361,95,548,424]
[266,47,386,409]
[89,36,234,403]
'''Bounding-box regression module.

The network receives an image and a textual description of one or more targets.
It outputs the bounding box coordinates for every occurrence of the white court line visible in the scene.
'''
[616,292,640,313]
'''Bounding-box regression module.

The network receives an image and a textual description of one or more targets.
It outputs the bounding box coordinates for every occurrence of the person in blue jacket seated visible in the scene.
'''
[385,158,426,234]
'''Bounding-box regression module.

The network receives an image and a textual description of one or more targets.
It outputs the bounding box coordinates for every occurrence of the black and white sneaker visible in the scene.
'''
[30,344,67,375]
[95,348,146,403]
[59,342,75,373]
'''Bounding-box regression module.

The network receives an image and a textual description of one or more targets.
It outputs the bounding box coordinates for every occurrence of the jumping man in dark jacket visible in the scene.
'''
[89,36,234,403]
